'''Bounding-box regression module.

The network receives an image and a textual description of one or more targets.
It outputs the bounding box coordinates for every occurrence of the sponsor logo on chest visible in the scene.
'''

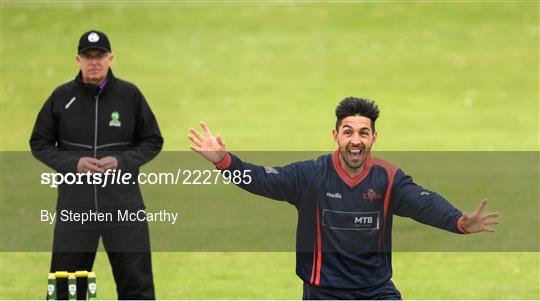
[109,111,122,127]
[326,192,342,199]
[362,188,383,202]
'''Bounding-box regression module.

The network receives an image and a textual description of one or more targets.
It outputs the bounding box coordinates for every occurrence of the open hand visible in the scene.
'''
[460,198,499,233]
[188,121,227,164]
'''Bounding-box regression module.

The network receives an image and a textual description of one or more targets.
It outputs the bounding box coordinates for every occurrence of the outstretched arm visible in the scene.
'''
[187,122,314,205]
[393,170,500,234]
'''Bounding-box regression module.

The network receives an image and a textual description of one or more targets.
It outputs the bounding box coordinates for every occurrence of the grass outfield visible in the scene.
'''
[1,2,539,300]
[1,252,538,299]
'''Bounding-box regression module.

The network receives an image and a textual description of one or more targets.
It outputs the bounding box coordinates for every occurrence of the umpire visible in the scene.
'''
[30,30,163,299]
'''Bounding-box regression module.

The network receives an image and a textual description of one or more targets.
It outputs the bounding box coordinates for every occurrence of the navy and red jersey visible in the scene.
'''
[215,150,467,289]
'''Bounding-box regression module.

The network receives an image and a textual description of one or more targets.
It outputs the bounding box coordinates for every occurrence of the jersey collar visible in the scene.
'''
[331,148,373,188]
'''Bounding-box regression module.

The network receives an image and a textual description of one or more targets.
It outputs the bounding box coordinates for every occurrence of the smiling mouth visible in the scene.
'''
[348,149,363,160]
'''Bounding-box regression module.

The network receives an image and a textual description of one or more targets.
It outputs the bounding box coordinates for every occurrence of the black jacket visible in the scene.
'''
[30,70,163,210]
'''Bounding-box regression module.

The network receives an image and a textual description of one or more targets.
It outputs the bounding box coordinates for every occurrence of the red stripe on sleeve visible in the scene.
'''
[373,158,398,252]
[309,240,316,285]
[315,202,322,286]
[214,153,232,170]
[456,216,470,234]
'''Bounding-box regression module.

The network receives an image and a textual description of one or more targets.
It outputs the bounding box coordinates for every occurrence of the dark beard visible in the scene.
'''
[340,150,367,170]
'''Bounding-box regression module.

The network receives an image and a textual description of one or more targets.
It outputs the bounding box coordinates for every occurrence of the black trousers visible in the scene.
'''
[303,281,401,300]
[49,214,155,300]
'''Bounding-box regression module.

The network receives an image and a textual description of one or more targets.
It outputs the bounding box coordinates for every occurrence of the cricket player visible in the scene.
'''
[30,30,162,299]
[188,97,499,300]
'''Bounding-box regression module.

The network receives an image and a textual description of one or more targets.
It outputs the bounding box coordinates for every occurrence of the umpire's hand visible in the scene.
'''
[77,157,104,173]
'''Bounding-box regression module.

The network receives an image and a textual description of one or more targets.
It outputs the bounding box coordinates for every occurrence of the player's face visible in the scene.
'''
[332,115,377,170]
[76,50,113,85]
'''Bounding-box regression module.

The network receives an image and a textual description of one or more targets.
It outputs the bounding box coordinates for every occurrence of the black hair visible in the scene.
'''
[335,97,379,132]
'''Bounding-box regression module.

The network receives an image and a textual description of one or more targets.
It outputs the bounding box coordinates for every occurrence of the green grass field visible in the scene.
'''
[1,2,539,299]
